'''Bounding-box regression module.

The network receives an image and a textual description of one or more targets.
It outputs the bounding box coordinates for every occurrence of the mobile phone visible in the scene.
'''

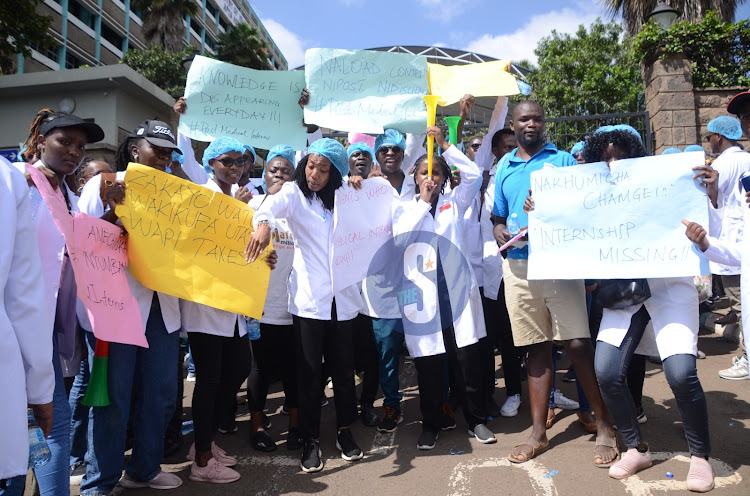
[741,175,750,192]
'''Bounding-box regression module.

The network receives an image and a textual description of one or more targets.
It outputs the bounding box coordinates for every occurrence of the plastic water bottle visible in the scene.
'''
[28,410,51,468]
[246,318,261,341]
[507,213,520,235]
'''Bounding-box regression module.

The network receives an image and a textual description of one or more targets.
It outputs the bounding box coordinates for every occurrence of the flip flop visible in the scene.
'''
[508,440,550,464]
[578,412,597,433]
[594,435,619,468]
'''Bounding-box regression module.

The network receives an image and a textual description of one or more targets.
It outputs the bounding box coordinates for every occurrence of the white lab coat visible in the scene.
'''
[253,182,362,321]
[78,172,181,334]
[392,145,487,357]
[0,162,54,479]
[481,166,503,299]
[180,179,244,336]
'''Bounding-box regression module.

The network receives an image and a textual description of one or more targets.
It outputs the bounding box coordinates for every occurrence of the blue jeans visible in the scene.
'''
[69,330,90,468]
[0,475,26,496]
[81,297,179,495]
[371,318,404,411]
[35,334,72,496]
[595,307,710,457]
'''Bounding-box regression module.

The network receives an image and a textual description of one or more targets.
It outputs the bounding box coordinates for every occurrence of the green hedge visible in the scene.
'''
[634,10,750,88]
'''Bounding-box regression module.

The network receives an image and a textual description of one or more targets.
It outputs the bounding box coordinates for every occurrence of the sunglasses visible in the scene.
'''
[212,157,248,168]
[704,134,718,142]
[377,145,403,154]
[470,143,481,150]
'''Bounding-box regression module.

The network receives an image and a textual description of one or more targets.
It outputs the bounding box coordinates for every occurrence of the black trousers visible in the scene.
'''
[294,306,357,441]
[414,325,486,432]
[482,284,522,397]
[352,313,380,406]
[247,323,298,411]
[188,326,250,451]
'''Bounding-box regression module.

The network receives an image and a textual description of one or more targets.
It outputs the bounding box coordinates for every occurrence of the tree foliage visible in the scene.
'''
[215,24,271,70]
[634,10,750,88]
[120,45,195,97]
[601,0,748,37]
[131,0,198,52]
[0,0,54,75]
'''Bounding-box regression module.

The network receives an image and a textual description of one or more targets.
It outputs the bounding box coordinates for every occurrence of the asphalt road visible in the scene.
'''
[69,325,748,496]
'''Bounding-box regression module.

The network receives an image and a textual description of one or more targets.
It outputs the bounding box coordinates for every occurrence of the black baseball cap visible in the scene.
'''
[130,120,182,154]
[727,90,750,115]
[39,114,104,143]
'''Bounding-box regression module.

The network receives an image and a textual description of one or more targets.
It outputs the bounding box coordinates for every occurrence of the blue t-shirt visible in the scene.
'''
[492,143,577,259]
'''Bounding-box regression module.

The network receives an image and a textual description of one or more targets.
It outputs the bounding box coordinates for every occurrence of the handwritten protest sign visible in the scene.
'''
[115,163,271,318]
[427,60,520,106]
[332,177,393,292]
[179,55,307,150]
[527,152,710,280]
[72,213,147,347]
[26,165,146,347]
[304,48,429,134]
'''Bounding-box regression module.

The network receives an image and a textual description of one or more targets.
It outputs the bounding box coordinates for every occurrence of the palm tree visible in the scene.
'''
[602,0,748,36]
[131,0,198,52]
[215,24,271,70]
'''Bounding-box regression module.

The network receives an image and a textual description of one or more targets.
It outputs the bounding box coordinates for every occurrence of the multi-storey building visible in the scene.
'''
[18,0,287,74]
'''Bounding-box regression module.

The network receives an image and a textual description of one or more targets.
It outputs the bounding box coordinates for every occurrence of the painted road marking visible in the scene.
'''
[621,452,741,495]
[449,457,558,496]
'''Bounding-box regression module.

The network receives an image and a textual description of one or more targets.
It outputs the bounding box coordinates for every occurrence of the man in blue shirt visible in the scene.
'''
[492,101,617,468]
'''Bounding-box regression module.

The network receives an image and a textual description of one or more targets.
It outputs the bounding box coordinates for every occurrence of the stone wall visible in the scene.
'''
[644,54,748,155]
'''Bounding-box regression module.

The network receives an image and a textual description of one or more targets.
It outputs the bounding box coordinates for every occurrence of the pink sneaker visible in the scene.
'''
[187,442,238,467]
[189,458,241,484]
[687,456,714,492]
[120,471,183,489]
[609,448,652,479]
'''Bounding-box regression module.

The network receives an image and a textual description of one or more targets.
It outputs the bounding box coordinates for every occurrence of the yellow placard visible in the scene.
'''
[115,163,271,318]
[427,59,519,106]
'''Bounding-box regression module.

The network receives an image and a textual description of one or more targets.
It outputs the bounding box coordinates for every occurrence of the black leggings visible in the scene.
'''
[294,308,357,441]
[247,323,298,411]
[188,326,250,452]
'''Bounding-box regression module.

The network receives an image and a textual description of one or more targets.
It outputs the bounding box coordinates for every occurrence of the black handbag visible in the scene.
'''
[596,279,651,309]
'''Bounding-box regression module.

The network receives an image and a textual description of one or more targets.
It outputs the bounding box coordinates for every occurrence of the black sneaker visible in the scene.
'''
[440,414,457,431]
[377,406,403,433]
[360,403,379,427]
[300,440,323,473]
[335,429,363,461]
[417,429,438,450]
[287,427,303,451]
[251,430,277,452]
[468,423,497,444]
[262,412,272,429]
[217,419,238,434]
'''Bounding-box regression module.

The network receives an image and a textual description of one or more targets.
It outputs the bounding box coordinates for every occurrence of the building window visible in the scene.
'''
[190,17,202,33]
[68,0,96,30]
[101,22,125,49]
[65,51,84,69]
[205,35,215,50]
[206,1,217,18]
[219,16,228,31]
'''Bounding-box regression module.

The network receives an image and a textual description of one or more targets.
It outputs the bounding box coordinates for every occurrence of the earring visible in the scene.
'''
[133,154,139,161]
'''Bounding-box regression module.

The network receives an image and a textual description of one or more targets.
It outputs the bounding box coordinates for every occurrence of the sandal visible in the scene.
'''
[508,439,550,464]
[594,435,619,468]
[251,430,277,452]
[578,411,597,433]
[545,408,556,429]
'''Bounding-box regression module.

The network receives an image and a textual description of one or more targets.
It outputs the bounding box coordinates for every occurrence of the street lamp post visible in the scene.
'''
[645,0,682,30]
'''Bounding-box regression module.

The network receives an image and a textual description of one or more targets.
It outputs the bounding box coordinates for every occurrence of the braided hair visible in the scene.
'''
[21,108,67,162]
[413,153,452,196]
[583,129,647,163]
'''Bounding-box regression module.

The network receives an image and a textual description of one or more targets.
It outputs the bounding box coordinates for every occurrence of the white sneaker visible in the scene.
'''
[718,355,749,380]
[500,394,521,417]
[120,471,182,489]
[186,371,196,382]
[552,389,580,410]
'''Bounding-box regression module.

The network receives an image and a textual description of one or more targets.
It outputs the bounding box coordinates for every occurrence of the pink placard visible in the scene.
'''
[26,163,73,241]
[348,132,376,149]
[72,213,147,347]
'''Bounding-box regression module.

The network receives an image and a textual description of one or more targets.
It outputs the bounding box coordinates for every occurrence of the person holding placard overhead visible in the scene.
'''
[77,121,185,494]
[493,101,617,467]
[245,138,366,474]
[246,144,305,450]
[578,125,715,492]
[392,126,494,449]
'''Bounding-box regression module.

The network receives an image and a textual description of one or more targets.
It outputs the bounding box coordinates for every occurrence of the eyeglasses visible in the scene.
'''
[212,157,248,168]
[704,134,718,142]
[377,145,403,154]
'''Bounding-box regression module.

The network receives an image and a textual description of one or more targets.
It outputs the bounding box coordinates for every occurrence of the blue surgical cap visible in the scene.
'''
[171,150,183,165]
[347,142,375,160]
[570,141,585,155]
[684,145,704,153]
[594,124,643,144]
[202,136,246,172]
[707,116,742,141]
[374,129,406,153]
[243,144,257,163]
[308,138,348,178]
[662,147,682,155]
[263,144,296,191]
